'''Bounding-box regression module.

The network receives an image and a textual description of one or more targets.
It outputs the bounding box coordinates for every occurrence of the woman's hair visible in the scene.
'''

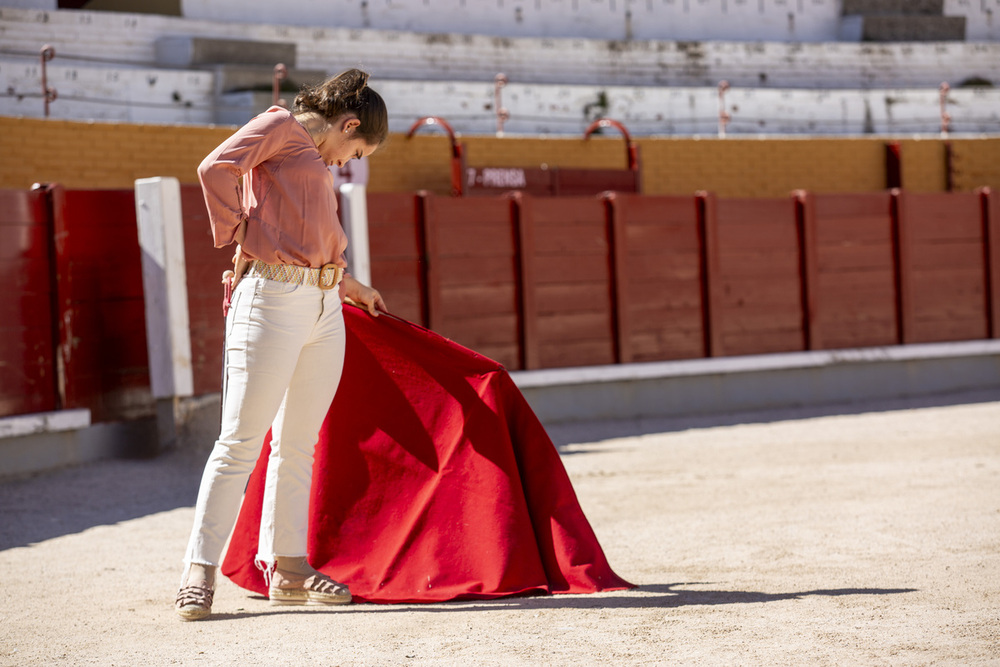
[294,68,389,147]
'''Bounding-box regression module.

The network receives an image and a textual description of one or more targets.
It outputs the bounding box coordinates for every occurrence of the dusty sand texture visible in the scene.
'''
[1,399,998,666]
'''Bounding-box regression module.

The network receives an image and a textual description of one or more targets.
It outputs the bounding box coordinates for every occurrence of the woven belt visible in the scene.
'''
[248,260,344,290]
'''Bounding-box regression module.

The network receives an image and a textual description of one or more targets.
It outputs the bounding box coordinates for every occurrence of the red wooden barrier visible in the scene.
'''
[798,191,898,350]
[553,169,638,196]
[367,192,427,326]
[706,194,805,357]
[0,188,58,416]
[55,188,151,421]
[422,193,522,369]
[609,193,706,363]
[896,190,990,344]
[984,188,1000,339]
[179,184,230,396]
[517,194,616,369]
[465,167,638,198]
[4,184,999,422]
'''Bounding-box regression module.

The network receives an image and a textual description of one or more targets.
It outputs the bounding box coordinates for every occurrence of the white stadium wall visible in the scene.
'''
[178,0,999,42]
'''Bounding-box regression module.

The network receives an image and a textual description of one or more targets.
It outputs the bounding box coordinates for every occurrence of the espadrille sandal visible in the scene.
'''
[269,572,351,606]
[175,582,214,621]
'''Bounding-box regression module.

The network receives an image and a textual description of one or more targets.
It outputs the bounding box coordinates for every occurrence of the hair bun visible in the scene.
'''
[293,68,388,146]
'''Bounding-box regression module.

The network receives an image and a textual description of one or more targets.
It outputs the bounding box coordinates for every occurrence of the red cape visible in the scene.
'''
[221,305,633,603]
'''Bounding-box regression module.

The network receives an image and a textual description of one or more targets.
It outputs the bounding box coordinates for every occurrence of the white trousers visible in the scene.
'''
[183,275,346,570]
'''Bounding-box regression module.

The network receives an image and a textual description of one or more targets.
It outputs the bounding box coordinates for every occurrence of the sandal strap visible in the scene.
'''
[271,570,348,594]
[302,573,348,595]
[176,583,214,607]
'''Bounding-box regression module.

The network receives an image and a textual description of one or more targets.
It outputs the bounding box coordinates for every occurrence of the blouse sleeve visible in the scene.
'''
[197,109,291,248]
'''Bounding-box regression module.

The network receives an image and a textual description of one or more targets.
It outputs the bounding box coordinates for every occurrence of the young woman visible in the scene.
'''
[175,69,388,621]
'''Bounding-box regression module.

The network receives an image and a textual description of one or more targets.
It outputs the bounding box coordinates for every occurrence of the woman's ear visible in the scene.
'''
[342,117,361,134]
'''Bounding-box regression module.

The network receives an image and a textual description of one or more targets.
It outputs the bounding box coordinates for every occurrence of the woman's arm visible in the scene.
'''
[340,274,387,316]
[198,109,289,248]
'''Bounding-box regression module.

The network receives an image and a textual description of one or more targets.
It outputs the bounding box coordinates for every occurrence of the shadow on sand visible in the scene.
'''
[547,388,1000,452]
[194,583,918,620]
[0,448,205,550]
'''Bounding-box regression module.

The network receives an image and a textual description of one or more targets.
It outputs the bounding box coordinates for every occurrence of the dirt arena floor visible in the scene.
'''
[1,397,998,666]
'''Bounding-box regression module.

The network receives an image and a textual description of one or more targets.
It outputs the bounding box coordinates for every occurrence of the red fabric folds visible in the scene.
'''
[220,305,633,603]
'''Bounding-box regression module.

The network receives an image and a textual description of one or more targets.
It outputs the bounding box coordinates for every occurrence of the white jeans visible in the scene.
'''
[183,275,346,571]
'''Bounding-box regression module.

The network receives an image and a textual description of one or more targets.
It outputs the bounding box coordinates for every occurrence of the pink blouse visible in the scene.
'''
[198,106,348,269]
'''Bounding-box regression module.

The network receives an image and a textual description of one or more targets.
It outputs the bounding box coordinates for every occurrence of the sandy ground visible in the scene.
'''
[1,397,998,666]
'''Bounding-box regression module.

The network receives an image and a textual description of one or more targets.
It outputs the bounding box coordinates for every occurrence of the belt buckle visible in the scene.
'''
[318,263,343,290]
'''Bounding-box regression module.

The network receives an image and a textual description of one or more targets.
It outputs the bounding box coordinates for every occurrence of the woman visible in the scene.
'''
[175,69,388,621]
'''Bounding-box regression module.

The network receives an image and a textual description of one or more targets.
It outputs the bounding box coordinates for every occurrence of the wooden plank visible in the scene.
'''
[438,284,518,317]
[815,216,894,245]
[180,183,229,397]
[537,310,614,340]
[809,319,897,350]
[616,193,698,226]
[371,259,424,288]
[0,222,48,261]
[434,256,517,286]
[908,241,985,272]
[628,332,705,362]
[367,192,421,224]
[532,254,611,283]
[699,191,723,357]
[797,191,820,350]
[0,189,39,226]
[715,198,799,250]
[55,188,153,420]
[717,308,803,333]
[717,250,802,275]
[816,244,895,272]
[817,285,896,310]
[434,313,520,348]
[609,193,630,363]
[518,194,615,368]
[712,195,803,355]
[537,339,615,368]
[815,268,897,293]
[515,193,538,371]
[629,302,704,323]
[535,282,610,312]
[433,221,516,256]
[4,259,50,293]
[625,253,701,282]
[423,192,444,334]
[369,227,422,258]
[909,270,986,312]
[715,222,800,251]
[908,316,989,344]
[612,193,705,363]
[813,192,892,221]
[625,282,704,310]
[718,280,803,308]
[984,188,1000,339]
[533,224,610,254]
[720,330,804,356]
[903,192,983,241]
[625,221,702,253]
[892,189,913,344]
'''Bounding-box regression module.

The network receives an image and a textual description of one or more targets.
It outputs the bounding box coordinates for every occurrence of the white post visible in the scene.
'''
[135,177,194,400]
[339,183,372,286]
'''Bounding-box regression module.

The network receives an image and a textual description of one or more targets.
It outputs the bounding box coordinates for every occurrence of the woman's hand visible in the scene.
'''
[341,274,387,316]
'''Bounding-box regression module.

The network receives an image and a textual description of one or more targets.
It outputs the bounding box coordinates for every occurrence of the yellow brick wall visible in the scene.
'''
[0,117,230,190]
[897,138,948,193]
[2,116,998,195]
[950,137,1000,193]
[635,137,889,197]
